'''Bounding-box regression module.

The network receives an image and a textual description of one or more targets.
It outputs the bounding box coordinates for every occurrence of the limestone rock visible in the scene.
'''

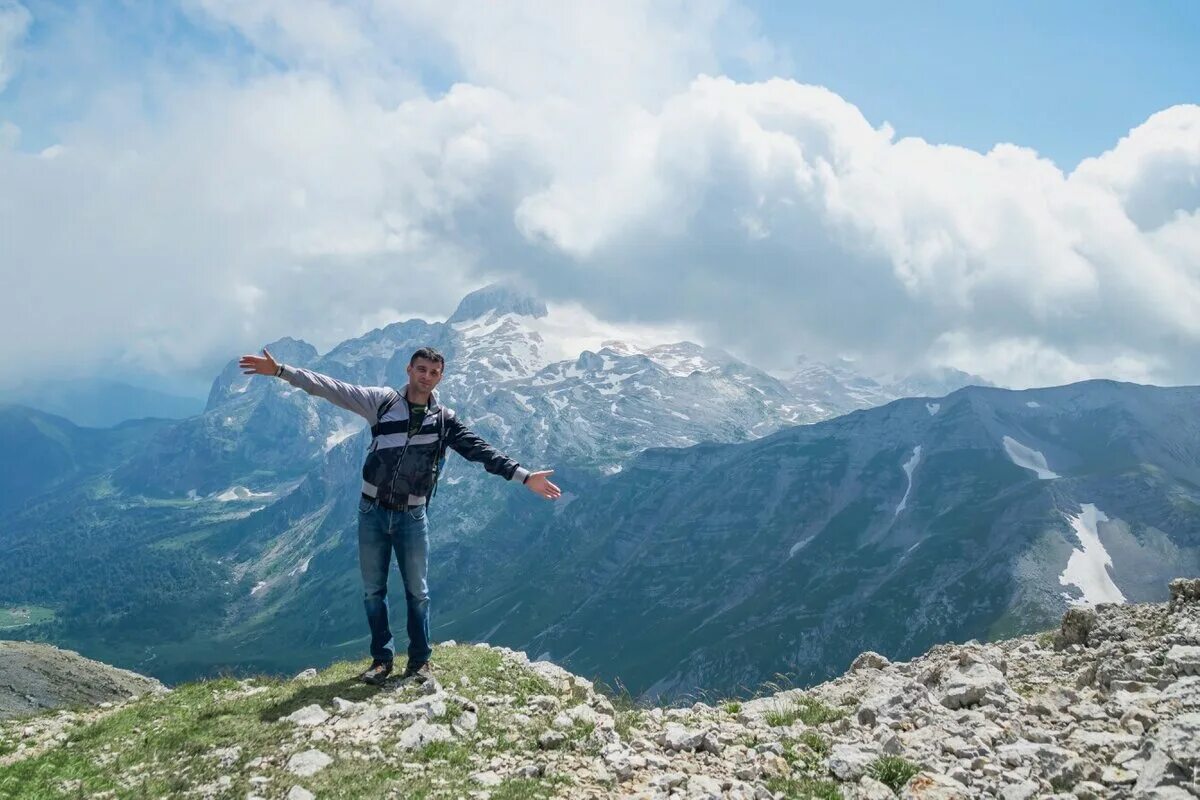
[900,771,969,799]
[285,749,332,777]
[284,704,330,727]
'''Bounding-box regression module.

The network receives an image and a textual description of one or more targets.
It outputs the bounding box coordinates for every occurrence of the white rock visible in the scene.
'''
[452,711,478,733]
[285,704,330,727]
[286,788,315,800]
[292,668,318,681]
[1000,780,1039,800]
[685,773,724,798]
[900,771,970,799]
[851,651,892,672]
[658,723,705,752]
[285,749,332,777]
[826,743,877,781]
[937,661,1010,709]
[1166,645,1200,676]
[331,697,359,714]
[396,719,453,750]
[470,770,503,787]
[858,776,897,800]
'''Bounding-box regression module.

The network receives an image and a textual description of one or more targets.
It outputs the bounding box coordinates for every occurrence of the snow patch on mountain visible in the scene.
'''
[1059,503,1127,606]
[895,445,923,516]
[288,557,312,577]
[215,486,274,502]
[788,535,815,558]
[1002,436,1060,479]
[324,419,363,452]
[926,403,940,416]
[1026,401,1041,408]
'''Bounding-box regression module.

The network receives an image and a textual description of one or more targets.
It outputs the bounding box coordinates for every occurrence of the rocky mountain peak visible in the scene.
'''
[447,282,548,325]
[205,336,318,412]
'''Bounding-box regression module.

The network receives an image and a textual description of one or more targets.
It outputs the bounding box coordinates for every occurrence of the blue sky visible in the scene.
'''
[1,1,1198,393]
[748,0,1200,169]
[5,1,1196,165]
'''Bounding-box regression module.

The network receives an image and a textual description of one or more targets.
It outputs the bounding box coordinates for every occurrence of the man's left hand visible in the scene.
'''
[524,470,562,500]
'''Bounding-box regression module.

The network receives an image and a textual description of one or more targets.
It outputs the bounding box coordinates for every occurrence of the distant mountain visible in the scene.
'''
[437,380,1200,699]
[781,357,987,418]
[1,282,1113,698]
[0,405,172,512]
[0,378,205,428]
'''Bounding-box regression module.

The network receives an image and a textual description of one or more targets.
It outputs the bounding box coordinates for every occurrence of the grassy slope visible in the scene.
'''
[0,645,574,800]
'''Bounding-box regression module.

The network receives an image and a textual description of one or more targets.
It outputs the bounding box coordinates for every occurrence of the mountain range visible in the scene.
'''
[4,284,1193,701]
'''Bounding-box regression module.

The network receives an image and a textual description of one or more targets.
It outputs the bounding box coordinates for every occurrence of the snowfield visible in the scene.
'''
[1002,436,1060,480]
[1059,503,1127,606]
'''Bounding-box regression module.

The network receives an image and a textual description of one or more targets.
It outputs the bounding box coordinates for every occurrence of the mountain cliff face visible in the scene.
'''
[3,581,1199,799]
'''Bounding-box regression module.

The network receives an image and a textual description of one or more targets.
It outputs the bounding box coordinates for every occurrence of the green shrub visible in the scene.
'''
[764,696,843,727]
[867,756,920,793]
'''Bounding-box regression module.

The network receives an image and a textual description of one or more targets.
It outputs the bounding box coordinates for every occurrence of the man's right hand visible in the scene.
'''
[239,348,280,376]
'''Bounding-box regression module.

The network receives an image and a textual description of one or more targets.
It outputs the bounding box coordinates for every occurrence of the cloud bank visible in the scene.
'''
[1,0,1198,393]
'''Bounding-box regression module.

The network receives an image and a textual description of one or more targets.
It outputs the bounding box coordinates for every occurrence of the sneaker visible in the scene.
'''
[400,660,433,682]
[358,660,393,685]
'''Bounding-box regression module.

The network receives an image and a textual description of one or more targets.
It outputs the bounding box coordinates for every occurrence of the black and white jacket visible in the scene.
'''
[278,364,529,508]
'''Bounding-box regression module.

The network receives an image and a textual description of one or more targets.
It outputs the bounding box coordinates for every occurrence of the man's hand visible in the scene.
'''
[524,470,562,500]
[239,348,280,376]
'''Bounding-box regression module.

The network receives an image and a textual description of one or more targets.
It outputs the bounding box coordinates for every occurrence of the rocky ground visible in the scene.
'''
[0,640,165,721]
[2,579,1199,799]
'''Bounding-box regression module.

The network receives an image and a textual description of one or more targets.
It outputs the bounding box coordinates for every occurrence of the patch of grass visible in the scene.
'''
[0,645,564,800]
[594,675,646,741]
[765,774,844,800]
[867,756,920,793]
[1035,630,1056,648]
[764,696,843,727]
[433,699,465,725]
[491,776,565,800]
[797,731,830,757]
[0,606,56,629]
[723,701,742,714]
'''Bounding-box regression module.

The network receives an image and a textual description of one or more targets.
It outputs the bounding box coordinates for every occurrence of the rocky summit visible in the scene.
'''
[2,579,1199,799]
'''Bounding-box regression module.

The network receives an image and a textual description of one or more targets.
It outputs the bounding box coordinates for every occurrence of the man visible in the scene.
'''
[239,346,561,685]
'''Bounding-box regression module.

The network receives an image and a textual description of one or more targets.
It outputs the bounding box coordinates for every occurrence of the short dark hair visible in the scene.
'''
[410,347,445,370]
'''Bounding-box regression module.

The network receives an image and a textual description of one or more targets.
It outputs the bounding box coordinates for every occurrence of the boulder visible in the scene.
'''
[1057,607,1097,648]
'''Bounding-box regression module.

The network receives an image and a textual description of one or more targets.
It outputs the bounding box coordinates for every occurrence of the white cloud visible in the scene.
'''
[1,1,1199,394]
[0,0,31,92]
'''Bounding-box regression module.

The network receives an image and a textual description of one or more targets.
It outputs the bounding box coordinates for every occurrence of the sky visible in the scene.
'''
[0,0,1198,396]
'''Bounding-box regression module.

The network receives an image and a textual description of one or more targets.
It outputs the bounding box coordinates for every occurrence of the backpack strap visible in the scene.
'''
[428,406,450,506]
[370,389,403,437]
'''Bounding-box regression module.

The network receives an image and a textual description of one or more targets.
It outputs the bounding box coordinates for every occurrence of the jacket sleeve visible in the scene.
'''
[443,412,531,483]
[277,364,394,423]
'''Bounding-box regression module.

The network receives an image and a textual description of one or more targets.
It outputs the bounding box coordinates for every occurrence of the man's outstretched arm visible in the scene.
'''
[444,414,562,500]
[239,348,394,422]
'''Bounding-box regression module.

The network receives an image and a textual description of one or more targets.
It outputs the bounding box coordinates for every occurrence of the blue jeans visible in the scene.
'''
[357,496,431,665]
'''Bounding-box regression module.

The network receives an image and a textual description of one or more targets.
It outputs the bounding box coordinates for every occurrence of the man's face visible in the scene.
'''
[407,357,444,395]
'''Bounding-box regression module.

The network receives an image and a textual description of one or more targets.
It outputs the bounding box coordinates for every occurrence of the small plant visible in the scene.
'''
[764,696,843,727]
[765,775,843,800]
[867,756,920,793]
[723,701,742,714]
[798,730,830,757]
[1035,630,1056,648]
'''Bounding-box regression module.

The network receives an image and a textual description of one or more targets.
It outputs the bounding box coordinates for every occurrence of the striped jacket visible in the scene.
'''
[278,365,530,508]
